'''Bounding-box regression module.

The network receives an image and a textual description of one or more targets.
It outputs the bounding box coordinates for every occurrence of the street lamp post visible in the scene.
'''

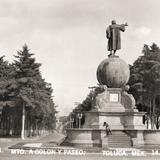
[69,117,74,128]
[76,114,78,128]
[74,102,81,128]
[70,118,74,128]
[69,117,71,128]
[77,113,83,128]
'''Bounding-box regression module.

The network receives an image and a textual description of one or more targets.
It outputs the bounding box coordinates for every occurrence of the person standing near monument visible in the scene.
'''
[106,20,128,56]
[103,122,112,136]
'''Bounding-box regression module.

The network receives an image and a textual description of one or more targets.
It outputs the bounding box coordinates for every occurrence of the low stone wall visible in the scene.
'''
[143,130,160,146]
[66,128,102,148]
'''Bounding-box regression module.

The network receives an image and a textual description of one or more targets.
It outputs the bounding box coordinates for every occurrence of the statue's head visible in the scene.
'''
[111,20,116,24]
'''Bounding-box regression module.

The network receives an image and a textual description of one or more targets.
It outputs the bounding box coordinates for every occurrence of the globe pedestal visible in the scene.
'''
[97,56,130,88]
[65,56,147,148]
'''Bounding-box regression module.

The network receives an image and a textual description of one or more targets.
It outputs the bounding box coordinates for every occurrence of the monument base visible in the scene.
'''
[65,129,147,148]
[64,109,146,148]
[65,86,147,148]
[83,111,146,130]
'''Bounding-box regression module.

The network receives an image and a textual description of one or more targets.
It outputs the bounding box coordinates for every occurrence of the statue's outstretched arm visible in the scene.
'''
[119,23,128,31]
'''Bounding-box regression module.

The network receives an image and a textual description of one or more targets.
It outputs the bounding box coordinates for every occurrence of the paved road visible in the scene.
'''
[1,132,160,160]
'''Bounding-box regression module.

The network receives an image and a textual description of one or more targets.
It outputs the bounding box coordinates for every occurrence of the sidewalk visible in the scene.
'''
[0,131,66,151]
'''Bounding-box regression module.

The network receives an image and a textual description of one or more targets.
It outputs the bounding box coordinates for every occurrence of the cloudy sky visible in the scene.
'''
[0,0,160,115]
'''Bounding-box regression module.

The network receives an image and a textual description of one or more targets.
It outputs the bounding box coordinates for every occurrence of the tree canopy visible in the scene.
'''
[0,44,57,136]
[128,43,160,105]
[128,43,160,128]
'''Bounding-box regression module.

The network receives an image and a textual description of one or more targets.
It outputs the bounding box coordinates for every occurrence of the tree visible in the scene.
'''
[0,56,17,135]
[13,44,57,138]
[128,43,160,128]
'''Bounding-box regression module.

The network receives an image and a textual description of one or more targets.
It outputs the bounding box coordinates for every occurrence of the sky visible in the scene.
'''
[0,0,160,115]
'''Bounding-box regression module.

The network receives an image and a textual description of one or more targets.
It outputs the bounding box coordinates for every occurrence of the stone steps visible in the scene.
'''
[104,131,132,148]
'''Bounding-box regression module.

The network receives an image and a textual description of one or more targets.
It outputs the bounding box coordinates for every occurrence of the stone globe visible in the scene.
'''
[97,56,130,88]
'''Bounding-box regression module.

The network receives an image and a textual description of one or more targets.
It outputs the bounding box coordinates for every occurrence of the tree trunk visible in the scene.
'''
[21,103,25,139]
[151,97,155,129]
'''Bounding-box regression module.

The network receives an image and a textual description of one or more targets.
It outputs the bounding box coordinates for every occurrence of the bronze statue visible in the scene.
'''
[106,20,128,56]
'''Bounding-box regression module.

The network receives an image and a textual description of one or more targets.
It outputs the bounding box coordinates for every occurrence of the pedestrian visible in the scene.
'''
[103,122,112,136]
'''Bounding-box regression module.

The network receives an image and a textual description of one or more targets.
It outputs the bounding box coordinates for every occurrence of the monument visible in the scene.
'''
[64,21,159,149]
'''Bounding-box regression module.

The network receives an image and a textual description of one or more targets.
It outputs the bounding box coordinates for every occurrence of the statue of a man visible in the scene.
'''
[106,20,128,56]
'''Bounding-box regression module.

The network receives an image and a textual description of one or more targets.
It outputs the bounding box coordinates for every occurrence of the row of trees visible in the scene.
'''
[70,43,160,129]
[128,43,160,128]
[0,44,57,138]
